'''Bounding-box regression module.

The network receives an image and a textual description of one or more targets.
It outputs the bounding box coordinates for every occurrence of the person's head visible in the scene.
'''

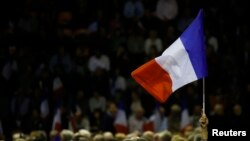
[107,102,118,117]
[135,106,144,119]
[93,109,102,119]
[12,132,26,141]
[233,104,242,116]
[183,125,193,138]
[170,104,181,116]
[124,137,147,141]
[213,103,224,115]
[154,130,172,141]
[73,132,90,141]
[158,106,165,116]
[115,133,126,141]
[39,131,47,141]
[75,107,83,120]
[60,129,74,141]
[78,129,91,140]
[93,134,104,141]
[126,131,141,139]
[103,132,114,141]
[49,130,59,141]
[142,131,154,141]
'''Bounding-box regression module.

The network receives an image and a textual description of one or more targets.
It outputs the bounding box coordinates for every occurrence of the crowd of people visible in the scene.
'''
[0,0,249,140]
[9,128,202,141]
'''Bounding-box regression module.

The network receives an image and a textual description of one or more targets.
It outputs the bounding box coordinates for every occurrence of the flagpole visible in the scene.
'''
[203,78,205,114]
[200,78,208,141]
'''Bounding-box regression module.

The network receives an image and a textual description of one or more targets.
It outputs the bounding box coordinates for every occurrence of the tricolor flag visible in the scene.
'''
[131,9,207,103]
[114,103,128,133]
[52,108,62,132]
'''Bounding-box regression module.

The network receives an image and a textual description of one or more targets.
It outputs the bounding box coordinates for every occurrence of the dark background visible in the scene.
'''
[0,0,249,140]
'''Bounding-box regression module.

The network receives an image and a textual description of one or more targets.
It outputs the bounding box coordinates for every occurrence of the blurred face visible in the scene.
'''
[233,105,242,116]
[159,107,165,116]
[76,112,82,120]
[214,104,224,115]
[109,103,118,116]
[135,108,144,119]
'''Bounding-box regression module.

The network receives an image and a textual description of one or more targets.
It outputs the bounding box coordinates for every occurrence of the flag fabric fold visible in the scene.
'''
[131,9,207,103]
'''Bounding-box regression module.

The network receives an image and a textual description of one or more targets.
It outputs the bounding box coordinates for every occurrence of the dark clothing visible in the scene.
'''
[101,112,115,133]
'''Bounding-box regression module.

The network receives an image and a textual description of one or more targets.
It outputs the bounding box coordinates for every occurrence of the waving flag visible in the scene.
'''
[131,9,207,103]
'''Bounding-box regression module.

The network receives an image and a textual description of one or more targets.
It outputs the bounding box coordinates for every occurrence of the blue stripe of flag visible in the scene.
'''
[180,9,208,79]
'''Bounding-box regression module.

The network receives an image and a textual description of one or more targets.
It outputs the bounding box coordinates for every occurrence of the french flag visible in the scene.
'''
[131,9,207,103]
[114,103,128,133]
[52,108,62,132]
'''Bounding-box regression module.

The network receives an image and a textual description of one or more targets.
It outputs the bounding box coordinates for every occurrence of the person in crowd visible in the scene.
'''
[168,104,181,134]
[93,134,104,141]
[50,46,73,74]
[0,0,248,140]
[130,91,142,114]
[103,132,114,141]
[144,30,163,56]
[123,0,144,19]
[89,91,106,113]
[128,106,147,133]
[154,130,172,141]
[101,102,118,133]
[149,106,168,132]
[209,103,228,130]
[60,129,74,141]
[156,0,178,21]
